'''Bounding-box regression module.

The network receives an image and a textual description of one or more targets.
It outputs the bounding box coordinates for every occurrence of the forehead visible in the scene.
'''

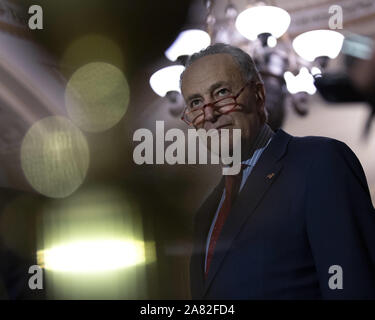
[181,53,243,98]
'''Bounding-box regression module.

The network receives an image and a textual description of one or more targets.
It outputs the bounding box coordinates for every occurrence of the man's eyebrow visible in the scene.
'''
[208,81,230,93]
[186,81,230,103]
[186,93,202,103]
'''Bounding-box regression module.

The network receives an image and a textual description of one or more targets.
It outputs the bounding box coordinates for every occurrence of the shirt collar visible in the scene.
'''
[242,123,274,165]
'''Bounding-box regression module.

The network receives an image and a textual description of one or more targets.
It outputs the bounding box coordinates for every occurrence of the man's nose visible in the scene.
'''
[203,104,216,122]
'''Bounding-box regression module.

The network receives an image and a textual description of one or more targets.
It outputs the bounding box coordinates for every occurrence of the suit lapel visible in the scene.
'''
[203,129,292,296]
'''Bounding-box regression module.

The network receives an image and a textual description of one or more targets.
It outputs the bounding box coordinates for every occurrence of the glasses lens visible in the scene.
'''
[214,97,236,113]
[184,108,204,125]
[182,97,237,125]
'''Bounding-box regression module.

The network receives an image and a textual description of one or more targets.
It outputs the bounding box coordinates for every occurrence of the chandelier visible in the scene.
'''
[149,0,345,130]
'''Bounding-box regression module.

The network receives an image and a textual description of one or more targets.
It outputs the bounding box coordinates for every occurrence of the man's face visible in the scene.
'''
[181,53,265,156]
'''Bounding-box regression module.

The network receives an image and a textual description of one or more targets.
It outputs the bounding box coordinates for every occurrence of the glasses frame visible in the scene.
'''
[181,82,252,126]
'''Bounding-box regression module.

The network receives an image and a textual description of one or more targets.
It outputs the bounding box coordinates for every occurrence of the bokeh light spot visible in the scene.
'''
[36,186,155,299]
[41,239,146,273]
[61,34,125,71]
[21,116,89,198]
[65,62,130,132]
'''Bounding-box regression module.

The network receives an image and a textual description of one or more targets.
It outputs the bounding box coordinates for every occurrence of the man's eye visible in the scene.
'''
[217,88,230,97]
[190,100,202,108]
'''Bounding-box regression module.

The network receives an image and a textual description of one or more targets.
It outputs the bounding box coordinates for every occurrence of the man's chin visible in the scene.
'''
[217,124,233,130]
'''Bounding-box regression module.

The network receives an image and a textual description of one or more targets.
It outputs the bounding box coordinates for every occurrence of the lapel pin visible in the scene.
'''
[266,173,275,179]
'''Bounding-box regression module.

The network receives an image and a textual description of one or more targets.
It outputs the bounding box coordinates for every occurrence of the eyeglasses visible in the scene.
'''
[181,83,250,126]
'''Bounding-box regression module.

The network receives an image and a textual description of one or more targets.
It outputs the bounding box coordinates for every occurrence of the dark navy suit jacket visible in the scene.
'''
[190,129,375,299]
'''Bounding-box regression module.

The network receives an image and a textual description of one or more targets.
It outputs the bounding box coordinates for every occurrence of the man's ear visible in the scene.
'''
[255,83,265,106]
[254,82,266,123]
[255,82,266,109]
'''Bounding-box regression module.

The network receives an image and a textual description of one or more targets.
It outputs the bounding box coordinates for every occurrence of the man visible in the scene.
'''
[180,43,375,299]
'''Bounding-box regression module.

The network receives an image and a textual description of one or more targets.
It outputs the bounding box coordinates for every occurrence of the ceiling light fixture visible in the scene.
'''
[235,5,291,41]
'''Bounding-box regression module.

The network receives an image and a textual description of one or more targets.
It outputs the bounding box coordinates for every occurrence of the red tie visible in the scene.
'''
[205,166,245,277]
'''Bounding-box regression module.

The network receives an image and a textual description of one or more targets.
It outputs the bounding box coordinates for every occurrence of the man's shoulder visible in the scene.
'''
[275,130,369,192]
[280,131,365,181]
[284,131,353,159]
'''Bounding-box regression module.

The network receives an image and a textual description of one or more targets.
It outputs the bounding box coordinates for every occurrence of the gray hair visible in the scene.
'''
[180,43,263,88]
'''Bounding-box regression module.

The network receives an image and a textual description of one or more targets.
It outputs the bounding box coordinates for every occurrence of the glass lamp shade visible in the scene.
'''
[235,6,291,40]
[165,29,211,62]
[149,65,185,97]
[311,67,322,76]
[292,30,344,62]
[284,67,316,95]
